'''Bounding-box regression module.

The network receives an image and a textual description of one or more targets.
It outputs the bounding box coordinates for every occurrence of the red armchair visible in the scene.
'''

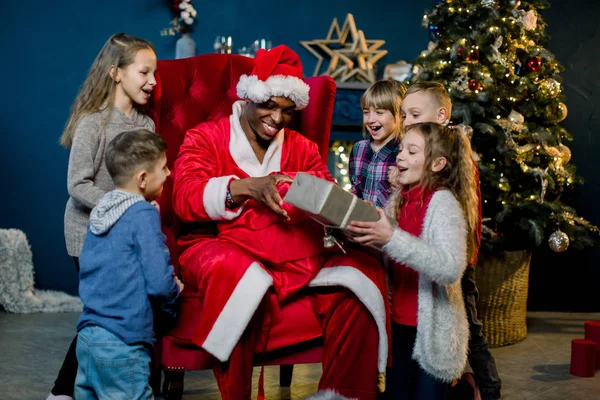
[150,53,337,399]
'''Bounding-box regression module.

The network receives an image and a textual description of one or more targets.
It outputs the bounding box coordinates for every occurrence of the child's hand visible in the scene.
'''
[175,276,184,293]
[150,200,160,212]
[388,166,401,190]
[346,208,395,247]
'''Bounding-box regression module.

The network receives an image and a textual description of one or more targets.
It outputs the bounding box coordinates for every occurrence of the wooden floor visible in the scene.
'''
[1,311,599,399]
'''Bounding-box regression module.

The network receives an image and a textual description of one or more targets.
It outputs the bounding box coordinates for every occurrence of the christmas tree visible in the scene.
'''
[408,0,598,253]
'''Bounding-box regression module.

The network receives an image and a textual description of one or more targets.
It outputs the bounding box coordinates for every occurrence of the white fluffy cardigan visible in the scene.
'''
[383,189,469,382]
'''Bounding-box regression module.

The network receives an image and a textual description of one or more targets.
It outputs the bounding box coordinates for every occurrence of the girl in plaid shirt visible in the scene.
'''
[349,80,406,208]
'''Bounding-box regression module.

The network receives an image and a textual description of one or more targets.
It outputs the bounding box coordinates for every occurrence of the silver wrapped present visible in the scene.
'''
[283,173,385,230]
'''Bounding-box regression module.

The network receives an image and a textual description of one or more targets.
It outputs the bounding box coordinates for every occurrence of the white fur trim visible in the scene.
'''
[309,266,388,374]
[202,262,273,362]
[304,390,357,400]
[237,74,310,109]
[230,101,284,177]
[383,190,467,285]
[202,175,244,220]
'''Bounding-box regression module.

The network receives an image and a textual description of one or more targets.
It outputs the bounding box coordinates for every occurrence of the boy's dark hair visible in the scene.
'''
[105,129,167,187]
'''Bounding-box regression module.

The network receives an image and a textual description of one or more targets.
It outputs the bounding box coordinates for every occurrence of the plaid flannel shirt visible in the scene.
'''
[349,138,400,208]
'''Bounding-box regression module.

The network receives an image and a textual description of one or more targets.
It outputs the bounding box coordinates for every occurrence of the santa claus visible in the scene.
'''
[173,45,389,400]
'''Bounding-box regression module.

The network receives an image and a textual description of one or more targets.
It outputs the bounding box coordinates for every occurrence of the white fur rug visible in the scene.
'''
[0,229,82,313]
[303,390,356,400]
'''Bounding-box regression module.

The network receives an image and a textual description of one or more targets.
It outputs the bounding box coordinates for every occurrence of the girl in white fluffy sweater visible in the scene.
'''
[347,122,479,399]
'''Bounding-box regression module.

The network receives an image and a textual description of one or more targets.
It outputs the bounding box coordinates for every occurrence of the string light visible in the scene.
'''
[331,141,354,192]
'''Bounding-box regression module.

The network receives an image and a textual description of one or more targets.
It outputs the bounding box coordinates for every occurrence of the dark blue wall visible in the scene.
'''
[0,0,428,295]
[1,1,598,310]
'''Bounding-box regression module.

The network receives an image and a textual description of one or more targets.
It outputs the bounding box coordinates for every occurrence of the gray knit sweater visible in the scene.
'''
[64,106,155,256]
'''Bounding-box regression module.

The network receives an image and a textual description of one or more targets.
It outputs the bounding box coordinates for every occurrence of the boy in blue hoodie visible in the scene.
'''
[75,129,183,399]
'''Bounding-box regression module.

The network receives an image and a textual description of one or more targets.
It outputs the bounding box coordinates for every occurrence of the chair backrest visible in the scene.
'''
[150,53,336,270]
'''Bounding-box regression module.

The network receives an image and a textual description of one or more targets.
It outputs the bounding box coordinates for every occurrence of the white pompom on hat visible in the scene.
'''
[236,45,310,109]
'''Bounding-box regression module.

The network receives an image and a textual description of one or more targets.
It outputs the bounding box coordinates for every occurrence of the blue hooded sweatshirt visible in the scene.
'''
[77,190,180,345]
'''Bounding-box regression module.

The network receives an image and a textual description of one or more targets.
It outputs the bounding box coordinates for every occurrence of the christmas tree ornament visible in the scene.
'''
[544,145,562,159]
[519,10,538,31]
[526,57,542,72]
[482,0,497,7]
[508,109,525,126]
[508,0,521,8]
[457,46,465,59]
[537,78,561,98]
[516,144,535,154]
[323,233,336,248]
[468,79,483,91]
[558,144,571,163]
[548,230,569,252]
[545,102,568,122]
[429,25,442,41]
[489,36,504,63]
[556,102,568,122]
[514,61,522,75]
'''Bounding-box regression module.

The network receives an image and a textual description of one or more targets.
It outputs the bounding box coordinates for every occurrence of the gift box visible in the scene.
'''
[283,172,391,230]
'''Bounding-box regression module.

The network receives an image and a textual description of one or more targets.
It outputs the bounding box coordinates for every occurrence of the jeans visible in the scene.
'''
[389,323,448,400]
[75,325,154,400]
[462,266,502,400]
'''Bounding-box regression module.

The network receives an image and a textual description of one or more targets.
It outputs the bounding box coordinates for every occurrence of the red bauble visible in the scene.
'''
[468,79,482,91]
[171,0,183,11]
[526,57,542,72]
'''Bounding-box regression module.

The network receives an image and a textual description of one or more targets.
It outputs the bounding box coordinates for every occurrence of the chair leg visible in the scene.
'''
[280,364,294,387]
[162,367,185,400]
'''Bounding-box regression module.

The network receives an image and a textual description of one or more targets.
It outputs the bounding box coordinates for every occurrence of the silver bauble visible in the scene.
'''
[548,230,569,252]
[323,234,336,248]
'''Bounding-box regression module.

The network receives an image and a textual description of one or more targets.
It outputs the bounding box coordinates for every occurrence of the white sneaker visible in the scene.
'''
[45,394,73,400]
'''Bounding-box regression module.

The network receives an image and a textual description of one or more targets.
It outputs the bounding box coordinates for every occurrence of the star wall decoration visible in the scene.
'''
[300,13,388,83]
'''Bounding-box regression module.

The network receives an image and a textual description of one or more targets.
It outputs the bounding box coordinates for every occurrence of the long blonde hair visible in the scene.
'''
[60,33,155,148]
[393,122,479,262]
[360,79,406,140]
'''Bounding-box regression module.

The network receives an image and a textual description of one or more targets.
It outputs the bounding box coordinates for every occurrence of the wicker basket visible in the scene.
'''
[475,250,532,348]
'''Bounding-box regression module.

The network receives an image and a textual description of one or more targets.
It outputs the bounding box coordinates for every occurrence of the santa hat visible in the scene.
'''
[236,45,310,109]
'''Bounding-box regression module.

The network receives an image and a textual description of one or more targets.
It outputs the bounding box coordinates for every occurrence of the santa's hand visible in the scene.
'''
[345,208,394,247]
[247,174,293,220]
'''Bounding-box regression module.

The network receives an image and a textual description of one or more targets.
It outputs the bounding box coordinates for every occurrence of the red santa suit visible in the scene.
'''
[173,101,389,399]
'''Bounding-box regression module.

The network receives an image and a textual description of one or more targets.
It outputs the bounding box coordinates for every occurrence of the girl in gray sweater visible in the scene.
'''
[48,33,157,400]
[347,122,479,399]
